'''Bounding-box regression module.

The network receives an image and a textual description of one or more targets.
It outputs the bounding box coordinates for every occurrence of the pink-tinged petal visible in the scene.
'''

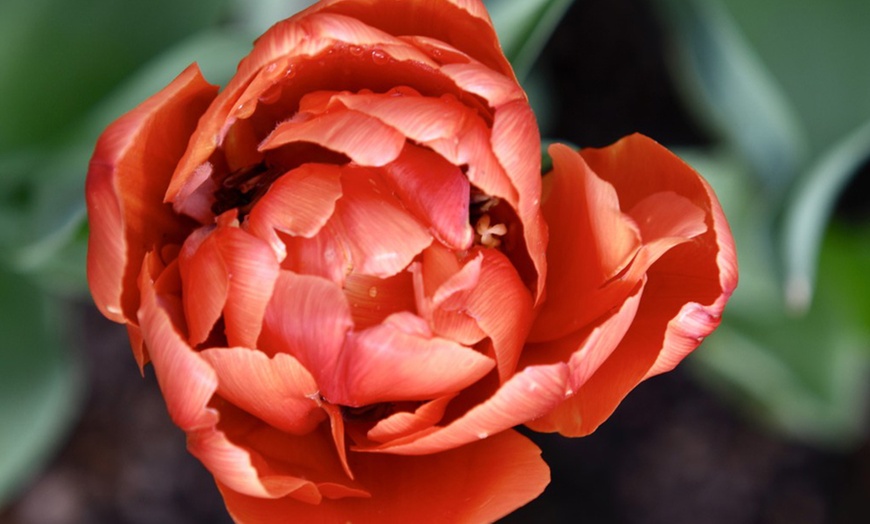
[179,226,227,346]
[199,348,326,435]
[522,281,644,435]
[490,99,547,299]
[530,134,738,437]
[138,252,218,431]
[308,0,515,80]
[380,143,473,250]
[411,247,488,346]
[281,227,351,285]
[327,312,494,406]
[245,163,343,260]
[335,89,520,211]
[86,64,217,323]
[529,144,642,343]
[140,254,319,499]
[258,271,353,378]
[367,396,454,443]
[343,270,417,330]
[330,167,432,278]
[220,429,547,524]
[165,13,438,205]
[258,109,406,167]
[192,404,367,502]
[179,221,280,348]
[365,363,568,455]
[464,249,535,381]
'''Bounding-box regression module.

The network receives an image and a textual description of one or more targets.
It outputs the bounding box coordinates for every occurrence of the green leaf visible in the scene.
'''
[690,219,870,449]
[781,120,870,313]
[0,0,229,152]
[653,0,806,197]
[0,268,83,508]
[485,0,574,81]
[716,0,870,156]
[5,29,254,296]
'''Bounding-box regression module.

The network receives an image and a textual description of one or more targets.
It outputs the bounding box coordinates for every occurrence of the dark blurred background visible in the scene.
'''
[1,0,868,522]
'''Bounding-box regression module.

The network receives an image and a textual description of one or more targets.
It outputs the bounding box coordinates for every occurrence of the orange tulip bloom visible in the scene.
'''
[86,0,737,521]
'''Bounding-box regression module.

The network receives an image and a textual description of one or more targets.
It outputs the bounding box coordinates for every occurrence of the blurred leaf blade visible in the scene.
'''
[654,0,806,196]
[782,120,870,313]
[0,268,84,508]
[485,0,574,81]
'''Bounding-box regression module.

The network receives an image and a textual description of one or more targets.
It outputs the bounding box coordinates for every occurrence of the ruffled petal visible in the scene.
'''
[219,429,548,524]
[179,220,280,348]
[199,348,326,435]
[258,271,353,378]
[529,144,641,343]
[308,0,515,80]
[343,270,417,330]
[365,363,568,455]
[367,396,454,443]
[258,109,406,166]
[330,166,433,278]
[380,143,473,250]
[463,249,535,381]
[327,312,495,406]
[86,64,217,323]
[245,163,343,260]
[532,134,738,436]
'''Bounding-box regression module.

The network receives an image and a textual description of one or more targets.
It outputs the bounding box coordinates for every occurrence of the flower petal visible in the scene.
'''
[367,396,454,443]
[529,144,641,343]
[199,348,326,435]
[246,163,343,260]
[330,166,433,278]
[219,429,548,524]
[327,312,495,406]
[365,363,569,455]
[86,64,217,323]
[258,271,353,378]
[380,143,473,250]
[258,109,406,166]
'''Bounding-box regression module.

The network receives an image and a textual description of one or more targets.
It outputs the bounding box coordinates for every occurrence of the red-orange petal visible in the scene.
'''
[529,144,641,343]
[258,109,406,167]
[365,363,568,455]
[258,271,353,376]
[380,143,473,250]
[199,348,326,435]
[330,166,433,278]
[219,429,548,524]
[245,163,343,260]
[86,64,217,323]
[327,312,495,406]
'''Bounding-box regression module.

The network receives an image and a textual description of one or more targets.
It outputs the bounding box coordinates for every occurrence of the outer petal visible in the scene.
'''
[529,143,641,343]
[86,64,217,323]
[364,363,569,455]
[533,135,738,436]
[306,0,515,80]
[219,429,548,524]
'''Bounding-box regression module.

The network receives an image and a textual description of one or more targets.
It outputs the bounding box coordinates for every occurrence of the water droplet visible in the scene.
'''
[371,49,388,65]
[477,432,488,439]
[285,64,296,79]
[265,62,278,73]
[528,382,539,392]
[349,45,363,56]
[565,388,574,397]
[259,85,282,104]
[368,286,378,298]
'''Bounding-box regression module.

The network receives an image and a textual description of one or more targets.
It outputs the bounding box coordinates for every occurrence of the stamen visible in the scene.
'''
[475,214,507,248]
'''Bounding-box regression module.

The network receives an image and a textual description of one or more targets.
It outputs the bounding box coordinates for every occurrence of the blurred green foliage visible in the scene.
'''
[656,0,870,448]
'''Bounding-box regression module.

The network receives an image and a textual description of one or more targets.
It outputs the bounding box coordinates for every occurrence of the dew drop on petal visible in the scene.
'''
[349,45,363,56]
[371,49,388,65]
[368,286,378,298]
[477,432,488,439]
